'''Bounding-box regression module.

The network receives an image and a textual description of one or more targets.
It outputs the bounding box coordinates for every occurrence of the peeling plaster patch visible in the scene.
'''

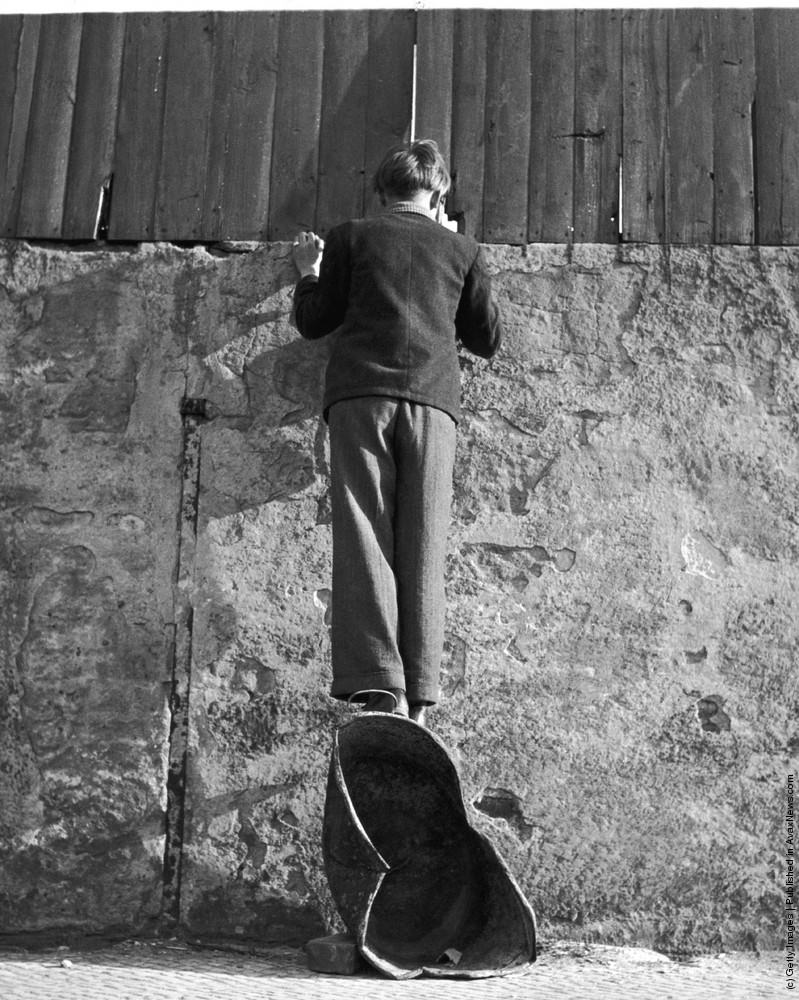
[17,507,94,528]
[553,548,577,572]
[463,542,575,586]
[681,532,727,580]
[509,483,529,515]
[695,694,731,733]
[237,815,267,870]
[510,571,529,592]
[473,788,534,841]
[106,513,147,532]
[574,408,608,446]
[443,636,468,692]
[232,656,276,696]
[204,353,241,382]
[313,588,332,627]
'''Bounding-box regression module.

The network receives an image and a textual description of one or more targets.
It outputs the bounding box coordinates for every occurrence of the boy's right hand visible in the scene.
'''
[292,231,324,278]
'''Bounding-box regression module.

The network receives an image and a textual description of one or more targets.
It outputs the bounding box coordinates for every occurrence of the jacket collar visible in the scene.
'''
[387,201,437,220]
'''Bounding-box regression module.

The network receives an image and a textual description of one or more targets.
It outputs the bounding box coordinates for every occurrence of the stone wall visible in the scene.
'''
[1,238,794,953]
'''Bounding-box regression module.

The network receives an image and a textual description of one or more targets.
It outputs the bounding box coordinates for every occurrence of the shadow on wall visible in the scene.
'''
[173,246,346,944]
[265,8,407,243]
[199,342,330,520]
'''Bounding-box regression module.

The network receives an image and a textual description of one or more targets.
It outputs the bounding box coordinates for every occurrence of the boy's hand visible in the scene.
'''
[292,231,324,278]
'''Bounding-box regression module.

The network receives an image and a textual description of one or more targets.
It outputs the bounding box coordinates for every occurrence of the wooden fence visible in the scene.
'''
[1,8,798,245]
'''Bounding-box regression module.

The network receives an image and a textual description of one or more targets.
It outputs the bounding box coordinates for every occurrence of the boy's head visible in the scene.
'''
[373,139,451,205]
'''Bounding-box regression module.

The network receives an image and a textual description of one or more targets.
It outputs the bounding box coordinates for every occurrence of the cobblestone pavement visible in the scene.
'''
[0,940,778,1000]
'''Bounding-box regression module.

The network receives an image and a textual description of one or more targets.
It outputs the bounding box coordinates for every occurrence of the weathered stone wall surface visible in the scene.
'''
[1,239,795,953]
[0,243,187,937]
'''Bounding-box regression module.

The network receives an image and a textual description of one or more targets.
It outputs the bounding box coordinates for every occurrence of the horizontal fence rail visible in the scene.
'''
[0,8,797,244]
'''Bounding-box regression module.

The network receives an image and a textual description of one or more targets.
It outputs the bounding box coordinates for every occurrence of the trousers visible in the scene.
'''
[327,396,457,706]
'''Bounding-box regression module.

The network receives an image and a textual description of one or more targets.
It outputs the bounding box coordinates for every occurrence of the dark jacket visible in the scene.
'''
[292,210,502,423]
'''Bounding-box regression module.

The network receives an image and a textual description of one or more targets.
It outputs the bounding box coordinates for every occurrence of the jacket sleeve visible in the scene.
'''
[454,246,502,359]
[292,225,350,340]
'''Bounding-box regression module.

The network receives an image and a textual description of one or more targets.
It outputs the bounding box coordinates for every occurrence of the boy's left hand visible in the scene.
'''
[292,231,324,278]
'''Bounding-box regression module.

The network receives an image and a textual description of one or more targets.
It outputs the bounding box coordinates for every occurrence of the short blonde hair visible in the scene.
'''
[373,139,451,200]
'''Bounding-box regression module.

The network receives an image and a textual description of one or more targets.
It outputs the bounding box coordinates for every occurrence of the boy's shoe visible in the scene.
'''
[408,704,427,727]
[361,688,409,717]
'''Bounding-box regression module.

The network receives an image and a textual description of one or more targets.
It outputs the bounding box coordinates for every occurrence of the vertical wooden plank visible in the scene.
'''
[17,14,83,238]
[529,10,575,243]
[711,10,755,245]
[203,11,279,241]
[449,9,488,240]
[62,13,125,239]
[484,9,532,245]
[574,9,622,243]
[268,11,324,240]
[315,10,370,231]
[415,9,455,161]
[363,9,415,218]
[668,10,714,243]
[0,15,41,236]
[156,12,215,240]
[109,12,168,240]
[754,9,799,245]
[0,17,22,164]
[622,10,668,243]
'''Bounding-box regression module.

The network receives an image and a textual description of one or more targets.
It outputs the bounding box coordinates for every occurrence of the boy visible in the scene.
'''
[292,139,501,726]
